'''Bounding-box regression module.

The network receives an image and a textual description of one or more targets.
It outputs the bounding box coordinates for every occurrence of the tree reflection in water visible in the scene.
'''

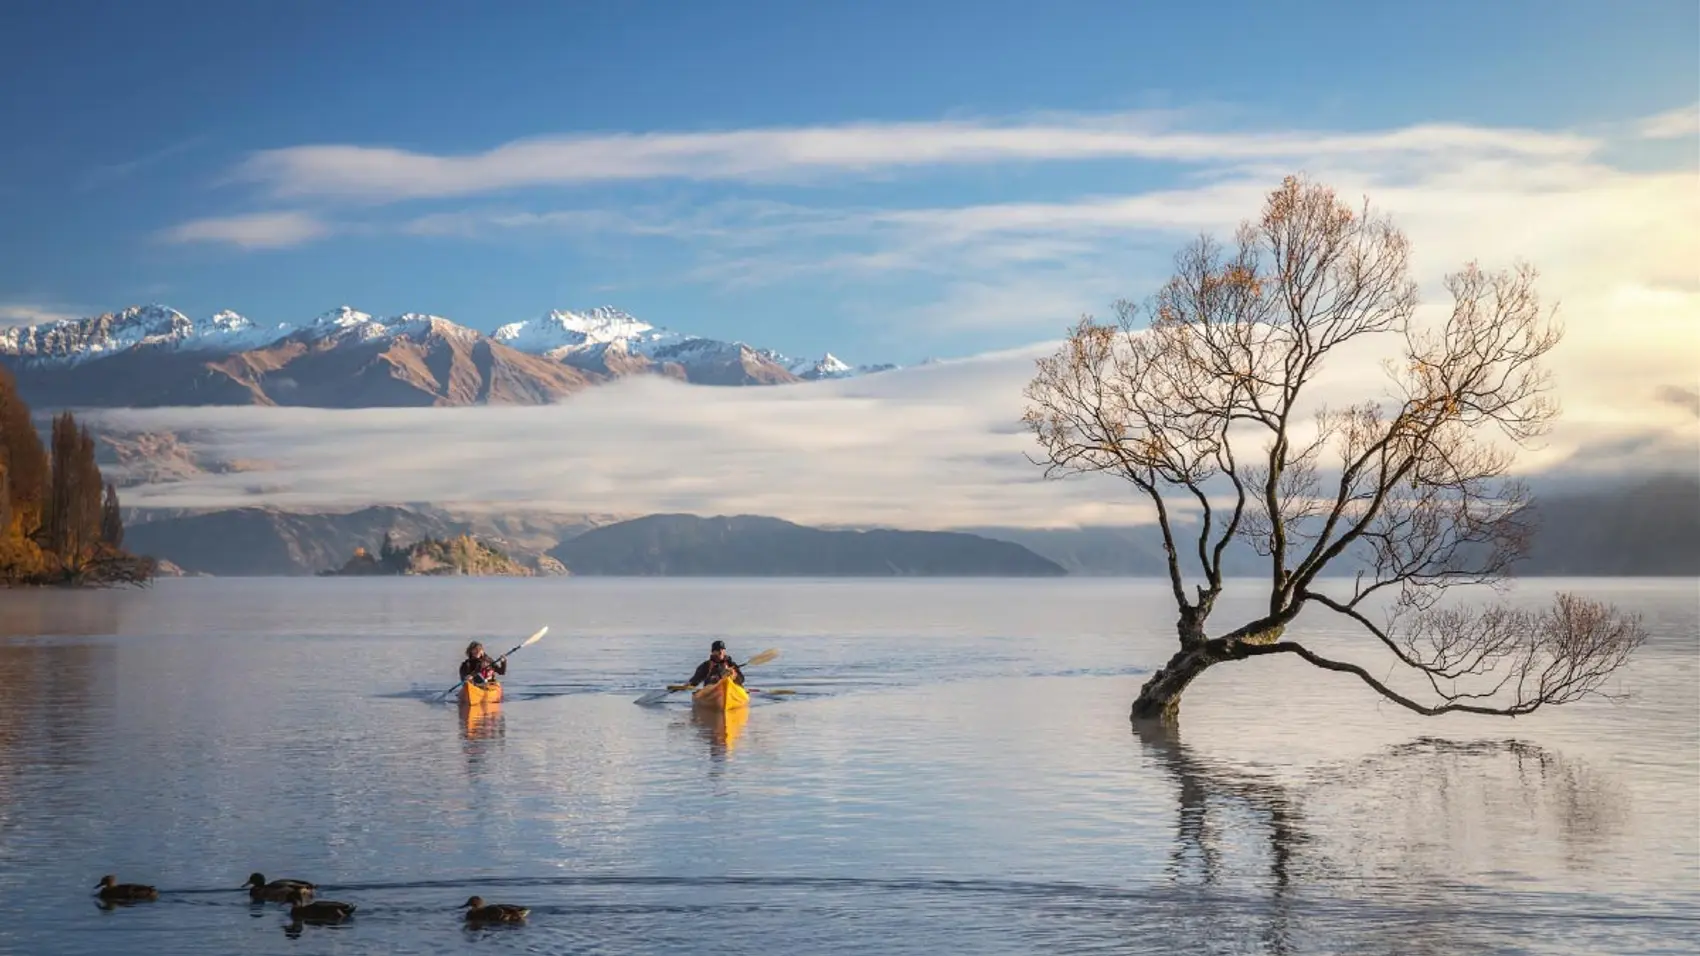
[1135,720,1305,954]
[1132,723,1627,955]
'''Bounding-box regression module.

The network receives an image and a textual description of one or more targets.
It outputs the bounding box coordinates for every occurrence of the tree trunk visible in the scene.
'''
[1132,621,1288,724]
[1131,643,1221,724]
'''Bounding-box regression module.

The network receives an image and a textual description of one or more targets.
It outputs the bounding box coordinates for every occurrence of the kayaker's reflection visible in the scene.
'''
[691,704,748,759]
[461,701,505,741]
[459,700,505,778]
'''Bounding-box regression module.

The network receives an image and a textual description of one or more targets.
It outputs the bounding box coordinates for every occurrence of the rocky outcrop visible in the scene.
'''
[321,533,534,577]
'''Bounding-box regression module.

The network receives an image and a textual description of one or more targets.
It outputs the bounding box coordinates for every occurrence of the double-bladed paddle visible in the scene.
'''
[634,648,779,705]
[437,626,548,703]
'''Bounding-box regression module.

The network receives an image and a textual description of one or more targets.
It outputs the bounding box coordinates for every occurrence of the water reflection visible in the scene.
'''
[91,898,151,913]
[0,640,114,874]
[459,702,504,741]
[458,702,504,778]
[691,706,749,758]
[282,919,354,940]
[1309,736,1628,884]
[1133,721,1302,954]
[1132,723,1636,955]
[0,591,129,639]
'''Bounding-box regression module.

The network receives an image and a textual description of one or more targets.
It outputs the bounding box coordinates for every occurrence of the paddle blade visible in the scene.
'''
[520,626,548,647]
[633,688,674,705]
[742,648,780,668]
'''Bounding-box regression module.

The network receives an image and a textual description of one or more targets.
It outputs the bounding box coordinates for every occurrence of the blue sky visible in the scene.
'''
[1,0,1695,367]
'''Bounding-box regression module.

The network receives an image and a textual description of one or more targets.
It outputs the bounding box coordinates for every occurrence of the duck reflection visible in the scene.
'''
[1132,724,1627,956]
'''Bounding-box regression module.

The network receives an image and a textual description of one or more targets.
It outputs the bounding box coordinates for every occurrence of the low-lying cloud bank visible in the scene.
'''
[87,334,1698,529]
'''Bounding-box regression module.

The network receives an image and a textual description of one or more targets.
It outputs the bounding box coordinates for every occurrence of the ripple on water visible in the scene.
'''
[0,578,1694,955]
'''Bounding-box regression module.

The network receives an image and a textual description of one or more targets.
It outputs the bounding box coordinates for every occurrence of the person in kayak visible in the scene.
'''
[460,641,508,687]
[686,640,745,688]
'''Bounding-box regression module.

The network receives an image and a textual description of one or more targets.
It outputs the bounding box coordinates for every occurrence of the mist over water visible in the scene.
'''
[0,578,1694,954]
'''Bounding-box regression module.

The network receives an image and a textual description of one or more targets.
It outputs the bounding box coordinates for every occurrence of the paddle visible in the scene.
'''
[634,648,779,705]
[437,626,548,703]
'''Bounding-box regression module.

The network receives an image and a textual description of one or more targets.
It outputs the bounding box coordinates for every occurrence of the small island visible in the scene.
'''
[321,532,541,577]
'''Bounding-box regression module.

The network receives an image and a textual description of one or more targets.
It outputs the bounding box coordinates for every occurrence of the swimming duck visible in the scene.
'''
[285,885,355,922]
[463,895,530,923]
[94,875,159,902]
[244,872,315,902]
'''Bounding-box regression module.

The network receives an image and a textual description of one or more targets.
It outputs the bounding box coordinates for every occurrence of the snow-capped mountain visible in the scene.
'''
[490,306,817,382]
[0,304,294,365]
[491,307,679,357]
[0,303,895,408]
[789,352,901,380]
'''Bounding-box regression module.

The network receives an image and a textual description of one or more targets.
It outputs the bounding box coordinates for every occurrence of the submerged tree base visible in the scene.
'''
[1132,647,1210,724]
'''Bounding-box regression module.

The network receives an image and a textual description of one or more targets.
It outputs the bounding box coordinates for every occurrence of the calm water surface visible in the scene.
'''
[0,578,1694,954]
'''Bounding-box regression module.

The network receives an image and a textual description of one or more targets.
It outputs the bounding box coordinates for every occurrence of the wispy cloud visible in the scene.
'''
[153,106,1696,385]
[1655,385,1700,419]
[1637,102,1700,140]
[0,300,83,327]
[402,206,695,239]
[79,135,210,192]
[231,113,1592,202]
[158,211,332,249]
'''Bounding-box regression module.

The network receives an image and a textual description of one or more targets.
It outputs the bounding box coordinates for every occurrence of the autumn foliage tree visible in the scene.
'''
[45,411,103,566]
[0,365,150,586]
[1024,175,1644,724]
[102,482,124,548]
[0,367,47,540]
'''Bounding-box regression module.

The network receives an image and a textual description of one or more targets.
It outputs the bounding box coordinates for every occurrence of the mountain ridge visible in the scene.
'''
[549,513,1069,577]
[0,303,895,408]
[100,476,1700,578]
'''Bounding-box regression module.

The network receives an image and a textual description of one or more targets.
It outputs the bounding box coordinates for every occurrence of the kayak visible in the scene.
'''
[458,680,503,706]
[691,675,749,712]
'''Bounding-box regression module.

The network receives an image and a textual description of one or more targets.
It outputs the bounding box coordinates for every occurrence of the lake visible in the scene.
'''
[0,577,1694,954]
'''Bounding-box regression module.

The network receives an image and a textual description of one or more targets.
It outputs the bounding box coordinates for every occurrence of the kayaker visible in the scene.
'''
[460,641,507,687]
[686,640,745,688]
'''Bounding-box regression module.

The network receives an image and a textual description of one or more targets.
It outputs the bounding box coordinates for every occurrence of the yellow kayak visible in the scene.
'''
[691,675,749,712]
[457,680,503,706]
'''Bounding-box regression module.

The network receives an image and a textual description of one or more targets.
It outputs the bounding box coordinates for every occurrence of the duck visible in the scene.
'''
[244,872,315,903]
[463,895,530,923]
[94,875,159,903]
[285,885,356,922]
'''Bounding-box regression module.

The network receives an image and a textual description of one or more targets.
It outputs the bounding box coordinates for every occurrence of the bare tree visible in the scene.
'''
[1024,175,1645,724]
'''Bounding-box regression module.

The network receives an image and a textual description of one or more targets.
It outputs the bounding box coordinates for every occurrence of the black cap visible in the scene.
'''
[711,640,726,651]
